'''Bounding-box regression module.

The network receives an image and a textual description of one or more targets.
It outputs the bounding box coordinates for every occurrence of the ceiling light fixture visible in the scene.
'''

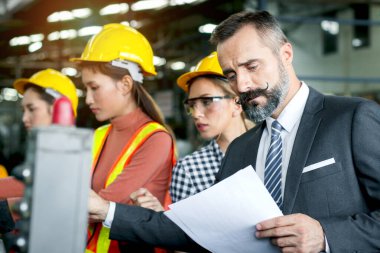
[131,0,169,11]
[61,67,78,77]
[9,36,30,46]
[170,61,186,71]
[170,0,201,6]
[321,20,339,35]
[100,3,128,15]
[47,31,60,41]
[47,30,77,41]
[78,26,102,37]
[76,89,85,98]
[352,38,363,48]
[60,30,77,40]
[130,20,143,29]
[47,8,92,22]
[154,56,166,66]
[28,42,42,53]
[30,34,44,42]
[198,23,216,34]
[72,8,92,19]
[47,11,74,22]
[2,88,18,101]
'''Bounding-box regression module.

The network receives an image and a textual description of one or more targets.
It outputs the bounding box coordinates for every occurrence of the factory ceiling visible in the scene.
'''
[0,0,375,88]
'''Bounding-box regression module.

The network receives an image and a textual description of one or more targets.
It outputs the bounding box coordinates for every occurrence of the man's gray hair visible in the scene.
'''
[210,11,288,54]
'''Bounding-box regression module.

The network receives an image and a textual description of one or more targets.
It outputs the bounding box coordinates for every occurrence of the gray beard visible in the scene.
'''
[241,64,290,123]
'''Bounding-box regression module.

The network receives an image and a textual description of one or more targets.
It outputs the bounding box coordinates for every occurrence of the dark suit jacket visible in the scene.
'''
[110,88,380,252]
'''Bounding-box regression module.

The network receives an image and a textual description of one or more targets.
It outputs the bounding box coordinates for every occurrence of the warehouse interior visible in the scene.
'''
[0,1,380,252]
[1,0,380,169]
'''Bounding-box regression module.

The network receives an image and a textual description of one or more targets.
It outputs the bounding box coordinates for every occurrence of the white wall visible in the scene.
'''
[282,5,380,96]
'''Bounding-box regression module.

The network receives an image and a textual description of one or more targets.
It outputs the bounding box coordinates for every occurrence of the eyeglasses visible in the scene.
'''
[183,95,232,116]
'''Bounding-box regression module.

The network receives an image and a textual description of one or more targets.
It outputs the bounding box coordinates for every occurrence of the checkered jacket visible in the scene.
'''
[170,139,223,202]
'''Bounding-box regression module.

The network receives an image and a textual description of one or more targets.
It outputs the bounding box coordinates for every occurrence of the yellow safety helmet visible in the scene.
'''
[177,51,225,93]
[0,165,8,178]
[13,68,78,117]
[71,23,156,76]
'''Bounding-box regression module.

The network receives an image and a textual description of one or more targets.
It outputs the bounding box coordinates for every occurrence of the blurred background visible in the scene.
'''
[0,0,379,171]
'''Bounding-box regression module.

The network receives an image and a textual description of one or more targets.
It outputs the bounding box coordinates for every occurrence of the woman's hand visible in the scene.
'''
[130,188,164,212]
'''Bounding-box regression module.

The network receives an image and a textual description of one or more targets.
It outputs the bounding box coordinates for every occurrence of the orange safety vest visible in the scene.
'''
[86,122,175,253]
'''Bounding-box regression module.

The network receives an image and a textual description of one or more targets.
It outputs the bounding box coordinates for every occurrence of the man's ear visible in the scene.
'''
[281,42,293,66]
[232,97,243,117]
[120,75,134,95]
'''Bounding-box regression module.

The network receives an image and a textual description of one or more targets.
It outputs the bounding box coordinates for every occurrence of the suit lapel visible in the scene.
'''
[282,87,324,214]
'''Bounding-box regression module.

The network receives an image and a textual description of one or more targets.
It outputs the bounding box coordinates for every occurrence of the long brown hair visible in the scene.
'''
[78,62,174,136]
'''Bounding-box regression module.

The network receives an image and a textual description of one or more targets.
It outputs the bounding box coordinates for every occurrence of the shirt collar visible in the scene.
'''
[110,107,147,131]
[266,82,309,133]
[210,139,224,156]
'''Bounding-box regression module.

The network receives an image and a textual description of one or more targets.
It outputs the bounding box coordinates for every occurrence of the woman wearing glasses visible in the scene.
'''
[131,52,253,211]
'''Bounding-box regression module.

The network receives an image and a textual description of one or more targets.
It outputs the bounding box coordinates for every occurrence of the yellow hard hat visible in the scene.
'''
[0,165,8,178]
[71,23,156,76]
[13,68,78,117]
[177,51,225,92]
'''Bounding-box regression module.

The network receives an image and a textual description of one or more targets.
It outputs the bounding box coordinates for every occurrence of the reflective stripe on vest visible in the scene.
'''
[86,122,174,253]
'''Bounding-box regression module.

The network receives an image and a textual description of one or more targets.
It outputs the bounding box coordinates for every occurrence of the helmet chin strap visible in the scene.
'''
[111,60,144,83]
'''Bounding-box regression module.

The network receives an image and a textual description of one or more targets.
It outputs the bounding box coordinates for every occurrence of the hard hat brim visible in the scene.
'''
[177,71,225,93]
[69,57,82,62]
[69,58,157,76]
[13,78,32,95]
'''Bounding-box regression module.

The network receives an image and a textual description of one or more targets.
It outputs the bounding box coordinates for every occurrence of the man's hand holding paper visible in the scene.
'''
[165,165,283,253]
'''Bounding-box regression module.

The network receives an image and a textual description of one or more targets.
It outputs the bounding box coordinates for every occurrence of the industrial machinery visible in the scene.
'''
[7,125,93,253]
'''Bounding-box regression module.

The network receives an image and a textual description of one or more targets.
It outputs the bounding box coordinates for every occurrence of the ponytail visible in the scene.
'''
[132,82,175,138]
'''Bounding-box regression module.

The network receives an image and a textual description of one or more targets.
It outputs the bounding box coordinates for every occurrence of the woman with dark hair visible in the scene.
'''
[71,24,175,253]
[13,68,78,130]
[0,68,78,197]
[0,68,78,243]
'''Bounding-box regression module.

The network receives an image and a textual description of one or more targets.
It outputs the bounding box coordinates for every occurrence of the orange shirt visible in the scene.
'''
[92,108,173,205]
[0,177,24,199]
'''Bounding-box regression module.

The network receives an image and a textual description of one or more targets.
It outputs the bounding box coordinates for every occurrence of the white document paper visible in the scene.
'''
[165,165,282,253]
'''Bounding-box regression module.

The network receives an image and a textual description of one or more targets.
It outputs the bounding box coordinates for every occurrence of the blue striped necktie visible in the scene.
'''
[264,120,283,209]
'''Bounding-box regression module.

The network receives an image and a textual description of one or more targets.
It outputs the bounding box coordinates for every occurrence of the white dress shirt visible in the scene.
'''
[255,83,329,253]
[255,82,309,196]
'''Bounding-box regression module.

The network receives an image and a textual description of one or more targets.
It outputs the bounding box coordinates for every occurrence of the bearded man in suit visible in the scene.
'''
[88,10,380,253]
